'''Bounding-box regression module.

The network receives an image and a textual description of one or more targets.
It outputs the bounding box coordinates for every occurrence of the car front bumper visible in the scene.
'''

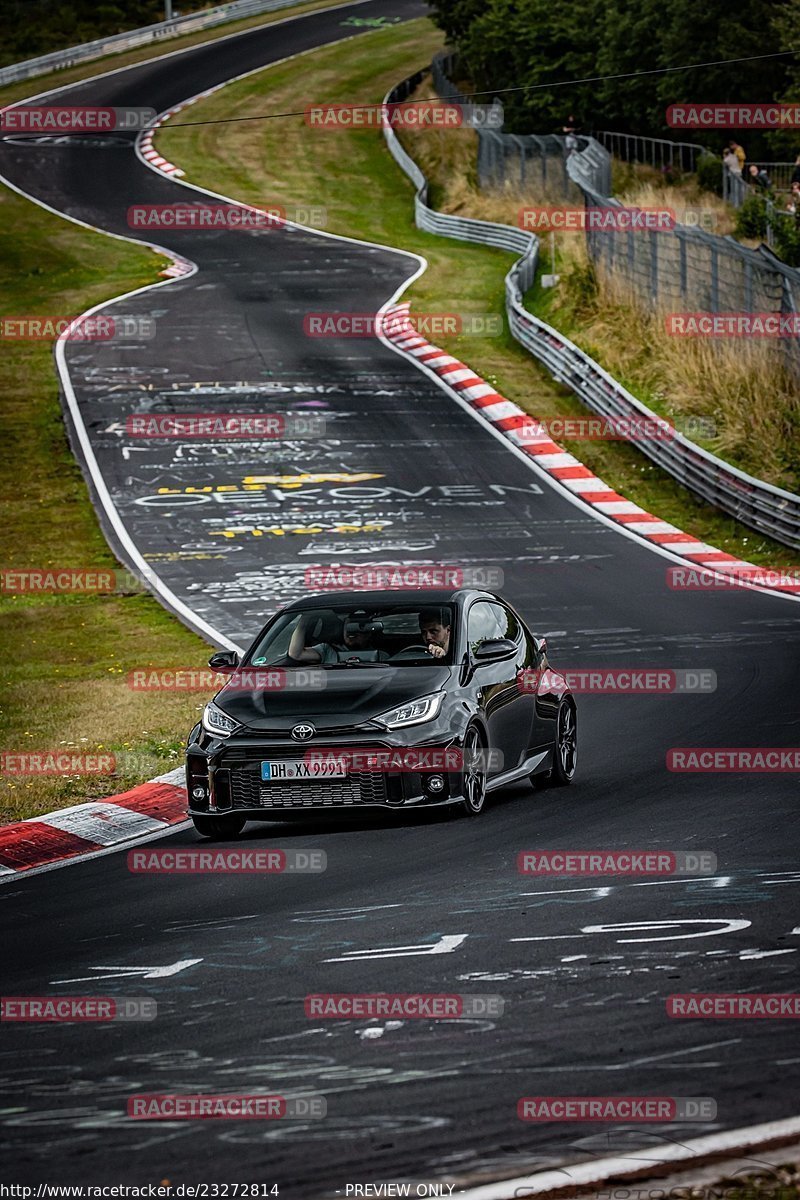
[185,728,469,817]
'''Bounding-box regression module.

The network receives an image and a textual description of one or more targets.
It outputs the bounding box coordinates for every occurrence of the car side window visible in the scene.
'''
[489,603,519,642]
[467,601,504,652]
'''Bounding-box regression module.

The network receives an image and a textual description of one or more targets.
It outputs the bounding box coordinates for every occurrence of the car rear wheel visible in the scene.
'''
[458,724,487,817]
[191,814,247,840]
[533,702,577,789]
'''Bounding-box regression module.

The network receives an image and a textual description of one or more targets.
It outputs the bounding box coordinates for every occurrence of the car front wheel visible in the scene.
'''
[191,813,247,840]
[534,702,577,788]
[458,724,488,817]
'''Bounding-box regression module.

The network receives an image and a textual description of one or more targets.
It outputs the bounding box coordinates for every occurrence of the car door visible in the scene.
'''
[466,600,528,777]
[490,602,538,771]
[520,624,556,755]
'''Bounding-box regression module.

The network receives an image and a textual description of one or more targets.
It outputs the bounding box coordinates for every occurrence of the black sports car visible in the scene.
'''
[185,588,577,837]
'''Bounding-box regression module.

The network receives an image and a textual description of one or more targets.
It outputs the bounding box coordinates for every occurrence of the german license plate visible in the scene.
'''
[261,759,347,781]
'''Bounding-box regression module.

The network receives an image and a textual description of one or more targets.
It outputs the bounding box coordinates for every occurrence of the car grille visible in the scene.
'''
[230,771,389,809]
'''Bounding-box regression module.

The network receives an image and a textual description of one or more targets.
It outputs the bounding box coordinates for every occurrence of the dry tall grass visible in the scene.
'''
[398,81,800,490]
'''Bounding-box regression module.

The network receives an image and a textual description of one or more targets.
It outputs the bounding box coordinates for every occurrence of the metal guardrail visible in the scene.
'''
[383,69,800,550]
[0,0,311,87]
[384,69,537,296]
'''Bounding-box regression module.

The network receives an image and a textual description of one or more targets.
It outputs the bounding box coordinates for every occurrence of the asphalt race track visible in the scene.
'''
[1,1,800,1191]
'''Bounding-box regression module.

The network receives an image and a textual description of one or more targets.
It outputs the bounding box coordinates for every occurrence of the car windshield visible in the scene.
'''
[247,603,456,668]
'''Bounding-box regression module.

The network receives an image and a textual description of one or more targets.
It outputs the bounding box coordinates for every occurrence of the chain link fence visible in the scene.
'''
[430,53,595,197]
[594,129,707,174]
[431,54,800,380]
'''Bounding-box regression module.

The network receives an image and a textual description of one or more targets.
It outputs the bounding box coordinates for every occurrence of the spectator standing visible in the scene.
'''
[562,114,580,157]
[723,146,742,176]
[728,140,746,172]
[747,163,772,192]
[787,180,800,224]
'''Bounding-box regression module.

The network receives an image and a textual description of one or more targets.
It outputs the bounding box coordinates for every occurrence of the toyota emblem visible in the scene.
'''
[291,723,316,742]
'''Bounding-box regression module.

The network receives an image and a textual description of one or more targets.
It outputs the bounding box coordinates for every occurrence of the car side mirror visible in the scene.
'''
[208,650,240,673]
[473,637,517,663]
[533,636,547,657]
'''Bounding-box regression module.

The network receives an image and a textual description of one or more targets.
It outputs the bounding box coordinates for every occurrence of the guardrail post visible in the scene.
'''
[649,230,658,303]
[679,232,687,299]
[744,260,753,311]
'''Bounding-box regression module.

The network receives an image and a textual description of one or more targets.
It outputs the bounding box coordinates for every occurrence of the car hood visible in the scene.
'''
[215,665,453,731]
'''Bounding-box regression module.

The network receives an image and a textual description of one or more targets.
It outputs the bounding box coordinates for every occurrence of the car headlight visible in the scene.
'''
[373,693,445,730]
[202,701,241,738]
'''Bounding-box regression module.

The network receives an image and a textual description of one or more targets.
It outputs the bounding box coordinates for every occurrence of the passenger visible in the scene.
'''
[289,611,388,664]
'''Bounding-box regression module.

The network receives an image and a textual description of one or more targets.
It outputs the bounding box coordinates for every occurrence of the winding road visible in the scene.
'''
[1,1,799,1191]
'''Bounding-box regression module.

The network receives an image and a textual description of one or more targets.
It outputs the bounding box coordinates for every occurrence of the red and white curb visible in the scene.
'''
[0,768,187,879]
[382,302,800,596]
[139,121,186,178]
[139,87,219,180]
[139,94,218,279]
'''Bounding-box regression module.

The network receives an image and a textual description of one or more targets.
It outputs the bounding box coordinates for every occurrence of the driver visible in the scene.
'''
[289,611,389,664]
[419,607,451,659]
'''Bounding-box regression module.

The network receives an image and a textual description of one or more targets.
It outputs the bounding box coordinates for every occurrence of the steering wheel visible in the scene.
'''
[390,644,435,660]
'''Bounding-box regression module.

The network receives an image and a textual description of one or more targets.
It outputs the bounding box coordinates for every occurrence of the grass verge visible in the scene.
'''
[0,188,214,822]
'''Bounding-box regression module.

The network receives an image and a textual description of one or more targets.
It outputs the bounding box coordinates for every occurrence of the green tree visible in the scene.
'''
[656,0,793,155]
[766,0,800,158]
[595,0,664,132]
[454,0,602,133]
